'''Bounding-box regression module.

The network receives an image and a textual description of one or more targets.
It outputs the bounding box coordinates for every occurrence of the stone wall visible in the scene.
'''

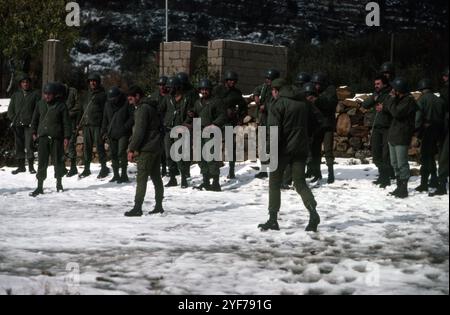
[208,39,288,94]
[159,41,207,76]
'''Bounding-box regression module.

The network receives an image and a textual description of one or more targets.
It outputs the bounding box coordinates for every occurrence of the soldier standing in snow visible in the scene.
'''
[253,69,280,179]
[101,87,135,184]
[258,79,320,232]
[125,86,164,217]
[7,74,40,175]
[414,78,446,193]
[78,73,110,179]
[381,78,418,199]
[29,83,71,197]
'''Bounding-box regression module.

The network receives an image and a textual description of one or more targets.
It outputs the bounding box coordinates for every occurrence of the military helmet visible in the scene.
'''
[311,72,328,85]
[107,86,122,99]
[296,72,311,84]
[302,82,318,96]
[87,72,101,83]
[391,77,409,94]
[176,72,190,85]
[43,82,59,95]
[157,76,168,86]
[167,76,182,89]
[417,78,432,91]
[17,73,31,83]
[198,78,212,90]
[224,70,239,82]
[271,78,287,90]
[265,69,281,81]
[380,62,395,74]
[55,83,68,99]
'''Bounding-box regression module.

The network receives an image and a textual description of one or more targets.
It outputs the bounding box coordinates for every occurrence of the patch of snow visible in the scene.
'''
[0,159,448,295]
[0,99,10,114]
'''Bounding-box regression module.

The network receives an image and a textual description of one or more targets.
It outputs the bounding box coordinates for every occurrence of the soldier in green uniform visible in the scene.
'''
[150,76,170,177]
[380,62,396,82]
[430,67,449,197]
[125,86,164,217]
[307,72,338,184]
[253,69,280,179]
[7,74,40,175]
[29,83,71,197]
[79,73,110,179]
[282,72,312,188]
[193,79,227,191]
[102,87,135,184]
[58,83,81,177]
[160,77,195,188]
[381,78,418,199]
[213,70,248,179]
[414,78,446,193]
[177,72,200,107]
[362,75,394,188]
[258,79,320,232]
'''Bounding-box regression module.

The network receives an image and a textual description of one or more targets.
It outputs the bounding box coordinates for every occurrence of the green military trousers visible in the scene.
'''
[269,155,317,214]
[134,151,164,208]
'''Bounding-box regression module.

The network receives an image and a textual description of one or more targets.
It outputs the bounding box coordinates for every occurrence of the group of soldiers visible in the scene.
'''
[5,61,449,232]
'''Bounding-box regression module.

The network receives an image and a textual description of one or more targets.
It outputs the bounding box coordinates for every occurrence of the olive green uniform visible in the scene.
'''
[160,93,195,178]
[193,95,227,177]
[309,85,338,175]
[129,99,164,209]
[362,86,394,182]
[7,89,40,164]
[267,86,317,214]
[80,87,107,168]
[31,99,71,181]
[214,84,248,176]
[64,86,80,161]
[383,94,418,180]
[415,91,446,186]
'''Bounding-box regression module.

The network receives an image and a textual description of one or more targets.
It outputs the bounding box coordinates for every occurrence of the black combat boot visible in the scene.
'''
[124,205,143,217]
[305,204,321,232]
[148,201,164,215]
[56,178,64,193]
[327,164,335,184]
[67,159,78,177]
[415,175,429,193]
[389,178,401,196]
[117,167,129,184]
[28,159,36,174]
[97,163,110,179]
[378,170,391,189]
[258,212,280,231]
[311,172,322,183]
[194,175,210,190]
[165,176,178,187]
[429,173,439,189]
[395,179,409,199]
[255,171,268,179]
[181,175,189,189]
[12,159,26,175]
[110,166,120,183]
[79,163,91,179]
[429,179,448,197]
[210,176,222,192]
[228,162,236,179]
[30,180,44,197]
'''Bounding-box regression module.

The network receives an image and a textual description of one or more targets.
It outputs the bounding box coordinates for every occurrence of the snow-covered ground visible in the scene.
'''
[0,99,10,114]
[0,159,448,295]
